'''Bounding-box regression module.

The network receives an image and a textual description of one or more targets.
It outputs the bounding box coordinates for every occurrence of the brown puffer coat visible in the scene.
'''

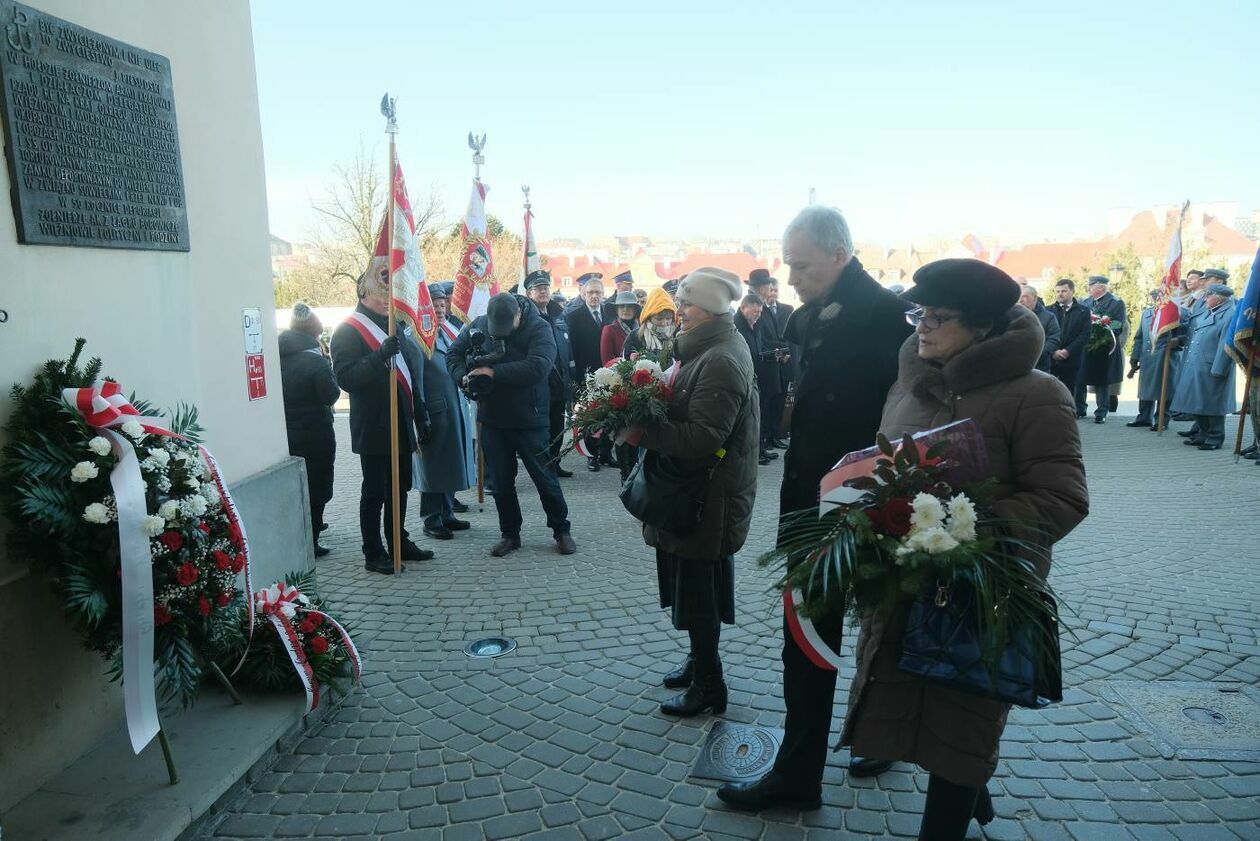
[640,314,759,560]
[840,305,1089,787]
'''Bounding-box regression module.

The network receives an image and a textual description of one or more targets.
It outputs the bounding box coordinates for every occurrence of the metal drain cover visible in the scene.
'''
[1110,681,1260,761]
[691,721,784,782]
[464,637,516,658]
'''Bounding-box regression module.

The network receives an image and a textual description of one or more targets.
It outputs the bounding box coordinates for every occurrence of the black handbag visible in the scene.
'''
[897,579,1062,709]
[618,448,722,537]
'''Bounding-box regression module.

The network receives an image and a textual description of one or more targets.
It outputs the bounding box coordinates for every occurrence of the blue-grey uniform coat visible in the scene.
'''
[1130,306,1180,402]
[411,324,475,493]
[1170,300,1238,416]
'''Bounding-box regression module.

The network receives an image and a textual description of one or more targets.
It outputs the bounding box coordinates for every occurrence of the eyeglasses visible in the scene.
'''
[905,307,961,330]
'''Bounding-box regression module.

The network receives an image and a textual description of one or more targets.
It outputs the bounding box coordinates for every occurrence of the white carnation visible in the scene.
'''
[146,448,171,467]
[87,436,112,457]
[158,500,181,523]
[909,492,945,533]
[140,514,166,536]
[201,482,222,507]
[632,359,663,379]
[592,367,620,390]
[83,502,112,524]
[121,420,146,440]
[70,461,99,483]
[186,494,208,517]
[915,526,960,554]
[946,494,977,542]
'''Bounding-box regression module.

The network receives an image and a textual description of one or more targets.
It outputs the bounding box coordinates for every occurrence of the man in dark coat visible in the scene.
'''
[564,274,615,471]
[279,303,340,558]
[449,293,575,557]
[759,274,795,448]
[1079,275,1127,423]
[525,269,576,477]
[330,271,434,574]
[718,206,911,812]
[747,270,788,454]
[1049,277,1091,414]
[733,293,774,466]
[1018,283,1061,373]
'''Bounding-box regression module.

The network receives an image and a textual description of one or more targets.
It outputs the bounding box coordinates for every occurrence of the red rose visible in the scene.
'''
[154,603,171,626]
[175,562,199,587]
[197,596,211,616]
[213,550,231,571]
[631,369,654,386]
[228,521,243,548]
[217,592,231,607]
[309,636,329,655]
[865,497,914,538]
[298,617,317,634]
[231,553,245,573]
[159,531,183,552]
[196,522,210,534]
[659,384,673,400]
[608,392,630,410]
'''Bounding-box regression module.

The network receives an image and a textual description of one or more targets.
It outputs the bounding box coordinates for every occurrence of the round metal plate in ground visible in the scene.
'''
[463,637,517,658]
[703,725,777,779]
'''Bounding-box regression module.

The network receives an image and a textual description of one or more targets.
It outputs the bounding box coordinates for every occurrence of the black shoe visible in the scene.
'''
[761,449,779,460]
[771,438,789,449]
[451,497,469,513]
[1171,412,1194,421]
[586,456,600,472]
[758,453,772,465]
[313,543,331,558]
[1241,445,1258,459]
[443,517,470,531]
[599,455,618,468]
[556,466,574,478]
[1177,430,1195,438]
[423,523,454,540]
[1183,438,1204,446]
[319,522,329,533]
[555,534,577,555]
[396,541,434,561]
[660,677,727,717]
[364,552,403,575]
[663,655,694,689]
[848,756,893,778]
[1109,395,1119,412]
[716,772,822,812]
[1094,416,1106,424]
[1076,411,1087,419]
[1197,443,1222,451]
[490,536,521,557]
[1125,420,1151,428]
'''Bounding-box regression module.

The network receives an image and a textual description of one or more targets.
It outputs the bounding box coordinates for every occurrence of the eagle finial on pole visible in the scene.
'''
[468,132,487,180]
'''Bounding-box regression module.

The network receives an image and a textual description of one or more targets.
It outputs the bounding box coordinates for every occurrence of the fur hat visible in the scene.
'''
[677,267,742,315]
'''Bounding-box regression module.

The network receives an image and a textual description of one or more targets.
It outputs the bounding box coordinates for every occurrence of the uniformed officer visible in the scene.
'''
[1169,282,1237,450]
[1126,289,1181,428]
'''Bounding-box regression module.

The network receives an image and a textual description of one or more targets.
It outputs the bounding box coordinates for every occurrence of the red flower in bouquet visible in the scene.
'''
[175,562,199,586]
[609,391,630,410]
[159,530,183,552]
[196,522,210,534]
[865,497,914,537]
[197,595,211,616]
[213,550,231,570]
[631,369,654,386]
[231,553,245,573]
[217,592,231,607]
[154,602,171,626]
[309,635,329,655]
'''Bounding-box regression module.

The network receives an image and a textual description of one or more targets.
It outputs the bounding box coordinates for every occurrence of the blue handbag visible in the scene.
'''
[897,579,1062,709]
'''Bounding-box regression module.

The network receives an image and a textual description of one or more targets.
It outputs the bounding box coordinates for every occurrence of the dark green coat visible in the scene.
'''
[640,315,759,560]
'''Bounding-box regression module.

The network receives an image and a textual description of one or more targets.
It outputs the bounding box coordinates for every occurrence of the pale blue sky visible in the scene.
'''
[251,0,1258,246]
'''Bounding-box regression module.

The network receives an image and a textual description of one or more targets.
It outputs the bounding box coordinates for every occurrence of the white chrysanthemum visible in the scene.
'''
[70,461,99,483]
[87,436,112,457]
[909,492,945,533]
[201,482,222,508]
[914,526,960,554]
[140,457,167,474]
[155,475,172,492]
[83,502,112,524]
[632,359,664,379]
[140,514,166,536]
[147,448,171,467]
[121,420,146,440]
[592,367,621,389]
[158,500,181,523]
[179,495,208,518]
[946,494,977,542]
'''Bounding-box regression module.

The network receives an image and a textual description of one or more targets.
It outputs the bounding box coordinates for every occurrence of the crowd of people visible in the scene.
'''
[274,204,1254,839]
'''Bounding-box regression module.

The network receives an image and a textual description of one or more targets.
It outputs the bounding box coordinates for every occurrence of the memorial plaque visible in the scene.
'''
[0,0,189,250]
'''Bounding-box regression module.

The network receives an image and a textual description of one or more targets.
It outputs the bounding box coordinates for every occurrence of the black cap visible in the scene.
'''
[662,279,679,294]
[524,269,551,290]
[486,292,520,337]
[902,259,1020,323]
[748,268,772,288]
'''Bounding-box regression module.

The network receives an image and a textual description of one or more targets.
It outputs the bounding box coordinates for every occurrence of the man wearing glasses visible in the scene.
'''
[718,206,912,812]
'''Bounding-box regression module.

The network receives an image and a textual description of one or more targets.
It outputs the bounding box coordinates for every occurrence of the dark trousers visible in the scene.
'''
[358,451,412,553]
[419,491,452,526]
[688,624,722,680]
[770,608,844,791]
[1090,383,1111,419]
[1196,414,1225,447]
[1135,399,1154,425]
[919,775,986,841]
[769,390,787,440]
[548,400,566,469]
[760,389,781,446]
[290,436,334,545]
[481,425,571,538]
[1056,366,1082,414]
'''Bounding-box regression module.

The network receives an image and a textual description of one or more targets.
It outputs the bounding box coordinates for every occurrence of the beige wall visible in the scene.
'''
[0,0,285,810]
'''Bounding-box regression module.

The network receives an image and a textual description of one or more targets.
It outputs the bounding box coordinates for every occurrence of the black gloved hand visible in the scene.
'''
[377,335,401,362]
[415,411,433,446]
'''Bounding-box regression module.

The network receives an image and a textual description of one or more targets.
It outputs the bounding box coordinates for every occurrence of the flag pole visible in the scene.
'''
[1156,200,1189,436]
[470,134,487,509]
[522,185,532,285]
[1234,343,1258,462]
[384,95,403,575]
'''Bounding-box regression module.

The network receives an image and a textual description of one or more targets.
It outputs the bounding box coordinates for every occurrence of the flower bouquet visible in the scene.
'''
[555,357,673,460]
[1085,313,1121,355]
[761,421,1063,707]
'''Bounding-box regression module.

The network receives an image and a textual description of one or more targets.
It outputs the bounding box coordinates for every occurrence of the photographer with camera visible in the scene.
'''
[330,267,435,575]
[448,293,576,557]
[733,293,780,466]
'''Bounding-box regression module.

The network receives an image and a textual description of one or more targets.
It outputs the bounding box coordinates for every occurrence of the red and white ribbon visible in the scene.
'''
[345,312,414,402]
[254,583,362,712]
[783,589,844,672]
[63,380,255,752]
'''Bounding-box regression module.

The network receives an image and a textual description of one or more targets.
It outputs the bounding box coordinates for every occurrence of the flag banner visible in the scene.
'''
[372,159,438,355]
[1225,246,1260,371]
[451,179,499,323]
[1150,210,1185,340]
[523,205,539,277]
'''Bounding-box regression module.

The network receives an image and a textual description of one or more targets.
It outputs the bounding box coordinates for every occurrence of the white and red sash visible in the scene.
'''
[254,583,362,712]
[345,312,414,402]
[783,589,844,671]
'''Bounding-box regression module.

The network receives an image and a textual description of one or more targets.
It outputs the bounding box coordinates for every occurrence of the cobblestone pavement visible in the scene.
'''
[200,414,1260,840]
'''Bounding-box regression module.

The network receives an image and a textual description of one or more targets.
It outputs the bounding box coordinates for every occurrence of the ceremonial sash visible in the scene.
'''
[783,589,843,672]
[346,312,414,402]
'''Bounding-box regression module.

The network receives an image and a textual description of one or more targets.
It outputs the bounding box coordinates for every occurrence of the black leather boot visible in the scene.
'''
[717,771,822,812]
[660,673,727,716]
[917,774,986,841]
[662,655,694,689]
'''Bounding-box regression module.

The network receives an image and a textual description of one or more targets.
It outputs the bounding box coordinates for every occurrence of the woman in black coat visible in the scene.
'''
[279,303,341,556]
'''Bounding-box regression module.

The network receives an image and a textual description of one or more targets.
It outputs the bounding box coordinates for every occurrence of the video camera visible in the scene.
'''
[758,340,789,363]
[462,328,506,399]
